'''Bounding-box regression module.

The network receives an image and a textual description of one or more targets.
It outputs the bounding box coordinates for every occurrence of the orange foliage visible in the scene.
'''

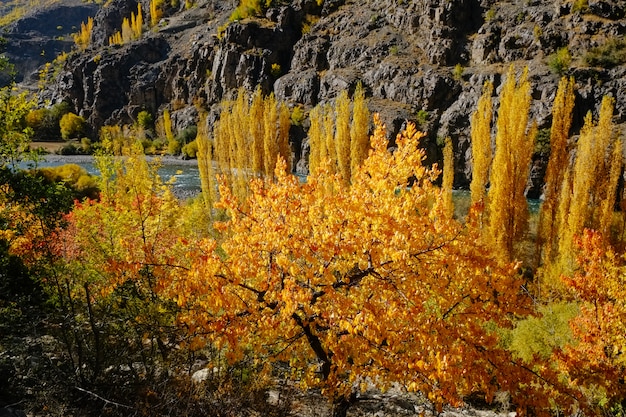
[555,229,626,413]
[166,116,536,413]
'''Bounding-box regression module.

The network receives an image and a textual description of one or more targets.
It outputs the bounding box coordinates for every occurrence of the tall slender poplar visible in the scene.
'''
[487,66,536,263]
[469,81,493,207]
[442,137,454,219]
[334,90,351,182]
[538,77,575,264]
[350,82,370,180]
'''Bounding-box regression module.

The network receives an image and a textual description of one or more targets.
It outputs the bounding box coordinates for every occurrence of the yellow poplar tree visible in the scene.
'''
[487,66,536,263]
[308,106,323,175]
[249,88,264,174]
[278,102,292,170]
[196,114,217,211]
[469,81,493,207]
[73,17,94,51]
[538,77,575,265]
[442,136,454,219]
[558,96,621,268]
[263,93,279,176]
[334,90,351,182]
[150,0,163,27]
[350,82,370,179]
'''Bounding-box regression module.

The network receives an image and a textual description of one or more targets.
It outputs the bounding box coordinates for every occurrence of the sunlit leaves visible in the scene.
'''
[171,115,532,412]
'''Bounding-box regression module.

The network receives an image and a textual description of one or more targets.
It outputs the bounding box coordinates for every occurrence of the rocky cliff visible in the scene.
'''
[19,0,626,196]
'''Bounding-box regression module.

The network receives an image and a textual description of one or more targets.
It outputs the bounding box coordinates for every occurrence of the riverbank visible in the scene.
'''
[29,151,203,200]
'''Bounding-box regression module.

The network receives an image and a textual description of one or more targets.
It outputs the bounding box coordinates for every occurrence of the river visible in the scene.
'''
[26,155,203,199]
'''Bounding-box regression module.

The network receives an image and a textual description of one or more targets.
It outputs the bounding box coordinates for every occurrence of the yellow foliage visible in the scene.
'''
[469,81,493,207]
[538,77,575,266]
[350,82,370,179]
[170,115,534,412]
[108,3,143,45]
[308,86,370,182]
[150,0,164,26]
[73,17,94,51]
[487,66,536,263]
[558,96,621,269]
[442,137,454,219]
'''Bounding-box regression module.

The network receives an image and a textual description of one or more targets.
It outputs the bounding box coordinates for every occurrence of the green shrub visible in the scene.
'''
[416,109,430,126]
[176,125,198,144]
[584,37,626,68]
[182,139,198,158]
[534,128,551,156]
[548,47,571,75]
[505,302,578,363]
[137,110,154,130]
[25,102,71,141]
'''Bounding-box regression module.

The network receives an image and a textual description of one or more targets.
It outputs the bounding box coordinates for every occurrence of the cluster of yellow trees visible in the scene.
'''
[196,87,292,205]
[308,82,370,182]
[74,0,170,50]
[108,3,144,46]
[73,16,94,51]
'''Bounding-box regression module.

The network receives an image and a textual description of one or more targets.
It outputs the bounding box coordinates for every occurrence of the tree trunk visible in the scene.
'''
[332,392,357,417]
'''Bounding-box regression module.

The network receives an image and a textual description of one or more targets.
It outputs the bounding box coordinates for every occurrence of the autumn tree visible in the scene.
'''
[196,113,217,212]
[469,80,493,208]
[308,85,370,181]
[554,230,626,415]
[334,90,351,182]
[51,145,189,385]
[73,17,93,51]
[109,3,143,45]
[169,116,537,417]
[59,112,86,140]
[210,87,291,201]
[150,0,164,27]
[350,82,370,178]
[557,96,621,270]
[487,66,536,263]
[537,77,575,266]
[442,136,454,218]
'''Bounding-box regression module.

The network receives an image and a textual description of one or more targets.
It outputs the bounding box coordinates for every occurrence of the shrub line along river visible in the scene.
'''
[24,155,203,200]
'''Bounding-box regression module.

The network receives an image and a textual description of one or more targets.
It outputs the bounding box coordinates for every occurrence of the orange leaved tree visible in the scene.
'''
[556,229,626,414]
[170,116,534,417]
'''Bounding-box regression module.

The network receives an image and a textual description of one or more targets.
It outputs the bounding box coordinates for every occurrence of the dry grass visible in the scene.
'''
[31,141,68,154]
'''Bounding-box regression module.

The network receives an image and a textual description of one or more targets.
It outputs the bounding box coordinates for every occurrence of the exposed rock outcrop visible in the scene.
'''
[2,0,99,85]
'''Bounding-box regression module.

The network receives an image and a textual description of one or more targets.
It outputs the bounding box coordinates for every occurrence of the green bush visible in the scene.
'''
[182,139,198,158]
[137,110,154,130]
[25,102,71,141]
[176,125,198,144]
[548,47,571,75]
[584,37,626,68]
[505,302,578,363]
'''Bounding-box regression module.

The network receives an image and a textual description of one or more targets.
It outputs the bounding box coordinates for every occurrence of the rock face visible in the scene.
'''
[2,0,99,85]
[29,0,626,195]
